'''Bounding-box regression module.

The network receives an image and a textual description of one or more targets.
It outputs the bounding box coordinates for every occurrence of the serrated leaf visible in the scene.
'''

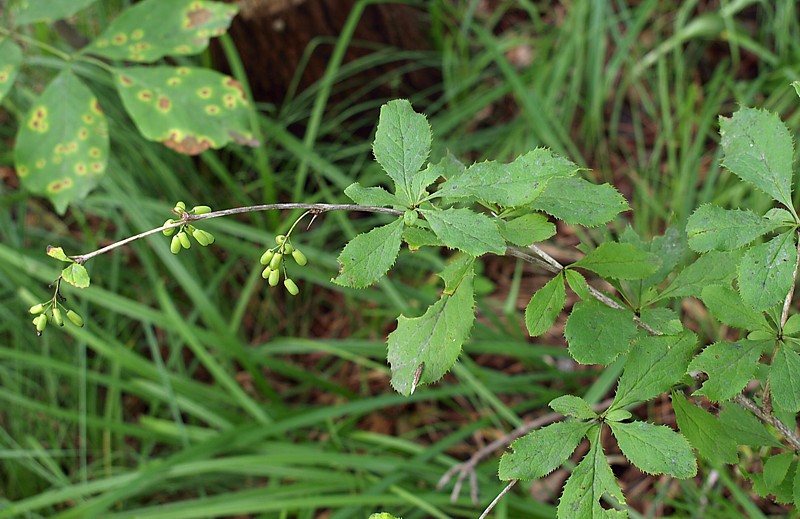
[438,148,579,207]
[113,66,257,155]
[672,392,738,465]
[525,273,566,336]
[611,331,697,410]
[16,70,108,214]
[558,427,627,519]
[343,182,401,207]
[530,176,629,227]
[333,218,404,288]
[718,405,783,448]
[795,460,800,505]
[85,0,237,62]
[387,267,474,395]
[499,213,556,246]
[410,155,451,198]
[372,99,431,204]
[421,208,505,256]
[620,226,686,289]
[565,269,589,299]
[498,420,592,480]
[770,344,800,412]
[572,242,660,280]
[687,204,779,252]
[565,300,637,365]
[764,207,796,226]
[549,395,598,419]
[605,409,632,422]
[14,0,98,25]
[655,250,742,301]
[738,231,796,311]
[46,246,72,263]
[784,314,800,337]
[700,285,770,331]
[719,107,794,209]
[609,421,696,478]
[638,307,684,335]
[764,453,794,491]
[438,254,475,295]
[688,340,764,402]
[0,39,22,104]
[402,226,443,251]
[61,263,90,288]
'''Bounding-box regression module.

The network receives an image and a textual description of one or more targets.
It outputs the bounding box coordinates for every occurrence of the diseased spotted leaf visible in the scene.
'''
[15,70,108,214]
[61,263,90,288]
[737,231,796,311]
[372,99,431,204]
[421,208,505,256]
[687,204,780,252]
[525,272,565,336]
[0,39,22,104]
[333,218,404,288]
[498,420,592,480]
[672,392,739,465]
[770,344,800,413]
[530,176,629,227]
[344,182,402,207]
[700,285,770,331]
[689,340,764,402]
[609,421,697,479]
[387,267,474,395]
[565,300,637,365]
[499,213,556,246]
[571,242,660,280]
[14,0,98,25]
[113,66,258,155]
[549,395,598,419]
[720,107,794,209]
[655,250,742,301]
[85,0,237,62]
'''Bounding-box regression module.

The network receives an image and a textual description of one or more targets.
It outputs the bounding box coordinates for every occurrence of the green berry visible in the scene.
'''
[268,268,280,287]
[178,231,191,249]
[282,242,294,254]
[191,205,212,215]
[261,266,272,279]
[284,278,299,295]
[291,249,308,266]
[404,209,418,227]
[170,235,182,254]
[269,252,282,270]
[67,310,84,327]
[173,201,186,213]
[193,229,211,246]
[52,307,64,327]
[34,314,48,332]
[202,230,215,245]
[260,249,275,265]
[275,234,286,245]
[29,303,45,315]
[162,219,176,236]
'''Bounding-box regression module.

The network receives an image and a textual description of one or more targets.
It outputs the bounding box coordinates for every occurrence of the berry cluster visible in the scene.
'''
[29,296,84,335]
[259,234,307,295]
[163,201,216,253]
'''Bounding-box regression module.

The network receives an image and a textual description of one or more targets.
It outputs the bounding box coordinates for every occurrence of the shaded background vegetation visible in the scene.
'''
[1,0,800,517]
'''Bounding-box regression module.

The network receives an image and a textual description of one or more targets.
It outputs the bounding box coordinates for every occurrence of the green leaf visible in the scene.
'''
[61,263,90,288]
[770,344,800,412]
[421,208,505,256]
[15,70,109,214]
[410,155,452,199]
[549,395,598,419]
[688,340,764,402]
[738,231,797,311]
[113,66,257,155]
[764,207,796,226]
[571,242,660,280]
[498,420,592,480]
[700,285,770,331]
[0,39,22,104]
[609,421,697,479]
[764,453,794,491]
[387,267,474,395]
[605,409,632,422]
[655,250,742,301]
[718,405,783,448]
[565,269,589,300]
[611,331,697,410]
[637,307,684,335]
[621,226,686,289]
[499,213,556,246]
[530,176,629,227]
[14,0,98,25]
[784,314,800,337]
[369,514,401,519]
[333,218,404,288]
[525,273,566,337]
[686,204,779,252]
[372,99,431,204]
[565,300,637,365]
[46,246,73,263]
[558,427,627,519]
[343,182,402,207]
[402,227,443,251]
[719,107,794,209]
[437,148,579,207]
[672,392,738,465]
[438,254,475,295]
[85,0,237,62]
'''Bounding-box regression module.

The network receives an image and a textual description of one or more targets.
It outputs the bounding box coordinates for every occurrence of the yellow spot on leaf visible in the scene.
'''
[89,147,101,158]
[48,178,73,193]
[119,75,133,86]
[17,165,29,177]
[205,105,220,115]
[163,131,214,155]
[197,87,212,99]
[131,29,144,40]
[78,128,89,140]
[35,159,46,169]
[96,39,109,48]
[75,163,87,175]
[223,94,236,109]
[52,155,63,165]
[112,33,127,45]
[90,162,104,173]
[174,45,192,54]
[157,96,172,112]
[177,67,190,76]
[196,29,210,38]
[0,73,7,83]
[90,99,103,115]
[167,77,181,86]
[82,113,95,124]
[137,90,153,102]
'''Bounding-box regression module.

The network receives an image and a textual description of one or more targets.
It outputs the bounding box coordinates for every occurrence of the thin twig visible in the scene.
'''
[733,393,800,452]
[478,480,517,519]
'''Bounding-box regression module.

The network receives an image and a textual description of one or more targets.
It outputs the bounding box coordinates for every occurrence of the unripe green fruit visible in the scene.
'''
[52,307,64,327]
[203,231,215,245]
[67,310,84,327]
[292,249,308,266]
[269,253,282,270]
[178,231,191,249]
[29,303,45,315]
[162,219,176,236]
[260,249,275,265]
[191,205,212,215]
[174,201,186,213]
[193,229,211,246]
[404,209,418,227]
[170,235,182,254]
[275,234,286,245]
[34,314,48,332]
[261,266,272,279]
[282,242,294,254]
[268,268,280,287]
[284,278,299,295]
